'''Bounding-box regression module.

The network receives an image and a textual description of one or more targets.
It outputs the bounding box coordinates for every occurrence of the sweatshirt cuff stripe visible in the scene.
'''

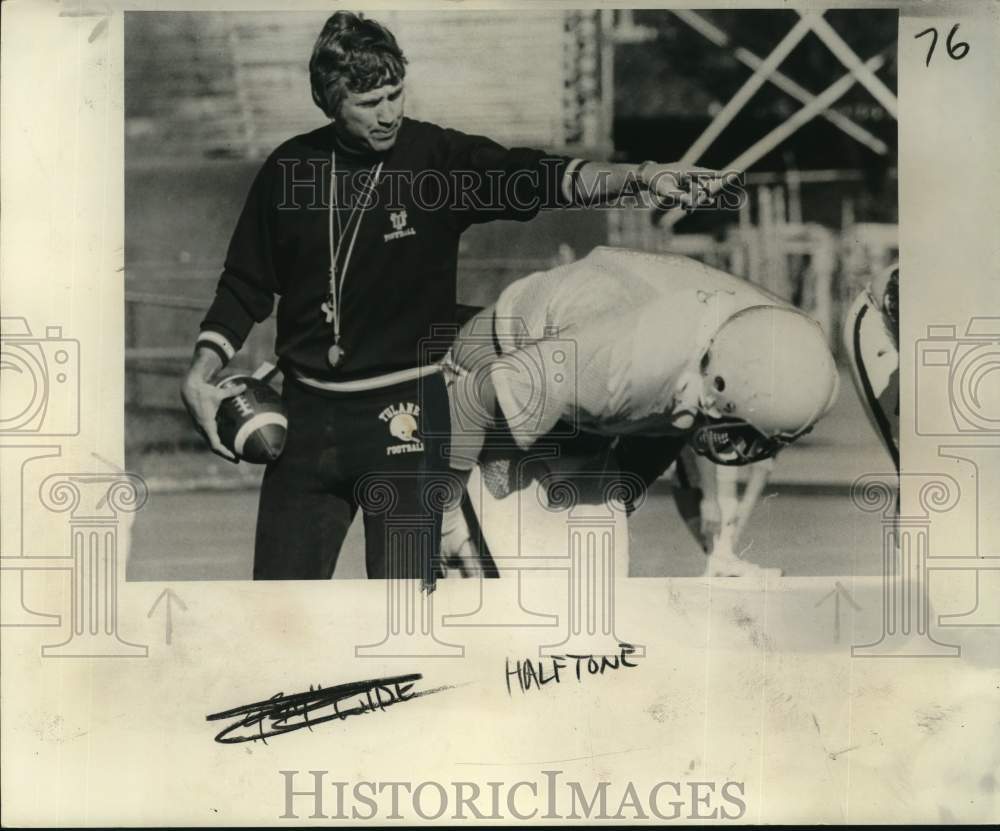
[197,330,236,362]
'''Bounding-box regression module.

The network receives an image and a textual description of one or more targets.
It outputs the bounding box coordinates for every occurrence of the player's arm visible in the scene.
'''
[443,307,501,471]
[180,155,279,461]
[733,458,773,542]
[445,300,575,466]
[693,452,722,551]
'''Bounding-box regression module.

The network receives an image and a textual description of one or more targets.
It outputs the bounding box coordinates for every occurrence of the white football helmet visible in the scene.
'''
[691,305,839,465]
[390,412,418,442]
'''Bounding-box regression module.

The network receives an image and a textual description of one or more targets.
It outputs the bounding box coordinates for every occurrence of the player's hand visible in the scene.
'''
[641,163,724,212]
[698,497,722,552]
[439,496,477,578]
[180,368,246,463]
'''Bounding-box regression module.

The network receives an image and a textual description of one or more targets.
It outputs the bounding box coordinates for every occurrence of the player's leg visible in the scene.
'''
[253,380,358,580]
[613,433,689,508]
[670,445,711,550]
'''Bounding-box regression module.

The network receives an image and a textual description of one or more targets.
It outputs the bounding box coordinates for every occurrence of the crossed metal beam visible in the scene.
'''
[672,9,889,155]
[656,9,898,227]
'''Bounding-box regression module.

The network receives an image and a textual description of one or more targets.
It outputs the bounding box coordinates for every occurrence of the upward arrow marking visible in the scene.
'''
[815,581,862,643]
[147,588,188,645]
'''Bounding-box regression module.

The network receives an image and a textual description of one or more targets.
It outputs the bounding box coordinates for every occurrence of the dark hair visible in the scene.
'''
[309,12,407,118]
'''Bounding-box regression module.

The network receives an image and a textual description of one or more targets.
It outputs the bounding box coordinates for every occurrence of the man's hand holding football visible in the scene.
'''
[180,349,247,462]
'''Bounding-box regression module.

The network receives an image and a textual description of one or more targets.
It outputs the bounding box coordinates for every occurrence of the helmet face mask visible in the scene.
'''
[693,354,783,464]
[690,417,803,466]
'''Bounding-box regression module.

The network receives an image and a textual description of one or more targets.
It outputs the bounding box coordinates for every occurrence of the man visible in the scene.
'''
[441,246,840,577]
[180,12,718,581]
[843,262,899,473]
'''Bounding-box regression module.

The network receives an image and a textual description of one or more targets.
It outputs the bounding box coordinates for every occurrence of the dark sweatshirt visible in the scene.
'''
[198,117,575,381]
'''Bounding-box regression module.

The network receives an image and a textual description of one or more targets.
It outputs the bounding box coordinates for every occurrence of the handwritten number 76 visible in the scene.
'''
[915,24,970,67]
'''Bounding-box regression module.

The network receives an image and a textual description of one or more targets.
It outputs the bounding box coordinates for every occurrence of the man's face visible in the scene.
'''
[334,82,405,154]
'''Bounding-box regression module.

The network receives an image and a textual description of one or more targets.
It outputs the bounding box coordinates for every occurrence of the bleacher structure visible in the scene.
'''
[125,10,610,160]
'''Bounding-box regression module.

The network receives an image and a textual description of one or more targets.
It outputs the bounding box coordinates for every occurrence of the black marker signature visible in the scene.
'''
[206,673,450,744]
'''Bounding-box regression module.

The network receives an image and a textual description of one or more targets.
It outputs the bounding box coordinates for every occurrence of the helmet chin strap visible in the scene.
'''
[669,367,704,430]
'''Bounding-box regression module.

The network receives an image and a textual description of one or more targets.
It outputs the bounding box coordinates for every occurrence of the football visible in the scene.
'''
[215,375,287,464]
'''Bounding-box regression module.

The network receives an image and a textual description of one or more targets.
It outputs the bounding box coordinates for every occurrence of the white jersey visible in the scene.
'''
[491,246,790,448]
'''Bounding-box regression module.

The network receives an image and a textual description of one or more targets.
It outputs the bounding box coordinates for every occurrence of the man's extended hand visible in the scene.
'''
[640,163,728,212]
[180,348,247,462]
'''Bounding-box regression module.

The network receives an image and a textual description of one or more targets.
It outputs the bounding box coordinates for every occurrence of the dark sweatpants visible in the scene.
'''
[253,372,452,581]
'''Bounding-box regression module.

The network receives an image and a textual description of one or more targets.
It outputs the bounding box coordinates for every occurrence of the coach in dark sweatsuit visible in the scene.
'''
[180,11,714,581]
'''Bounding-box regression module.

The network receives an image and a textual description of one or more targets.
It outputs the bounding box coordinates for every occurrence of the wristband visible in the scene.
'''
[561,158,588,205]
[196,330,236,366]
